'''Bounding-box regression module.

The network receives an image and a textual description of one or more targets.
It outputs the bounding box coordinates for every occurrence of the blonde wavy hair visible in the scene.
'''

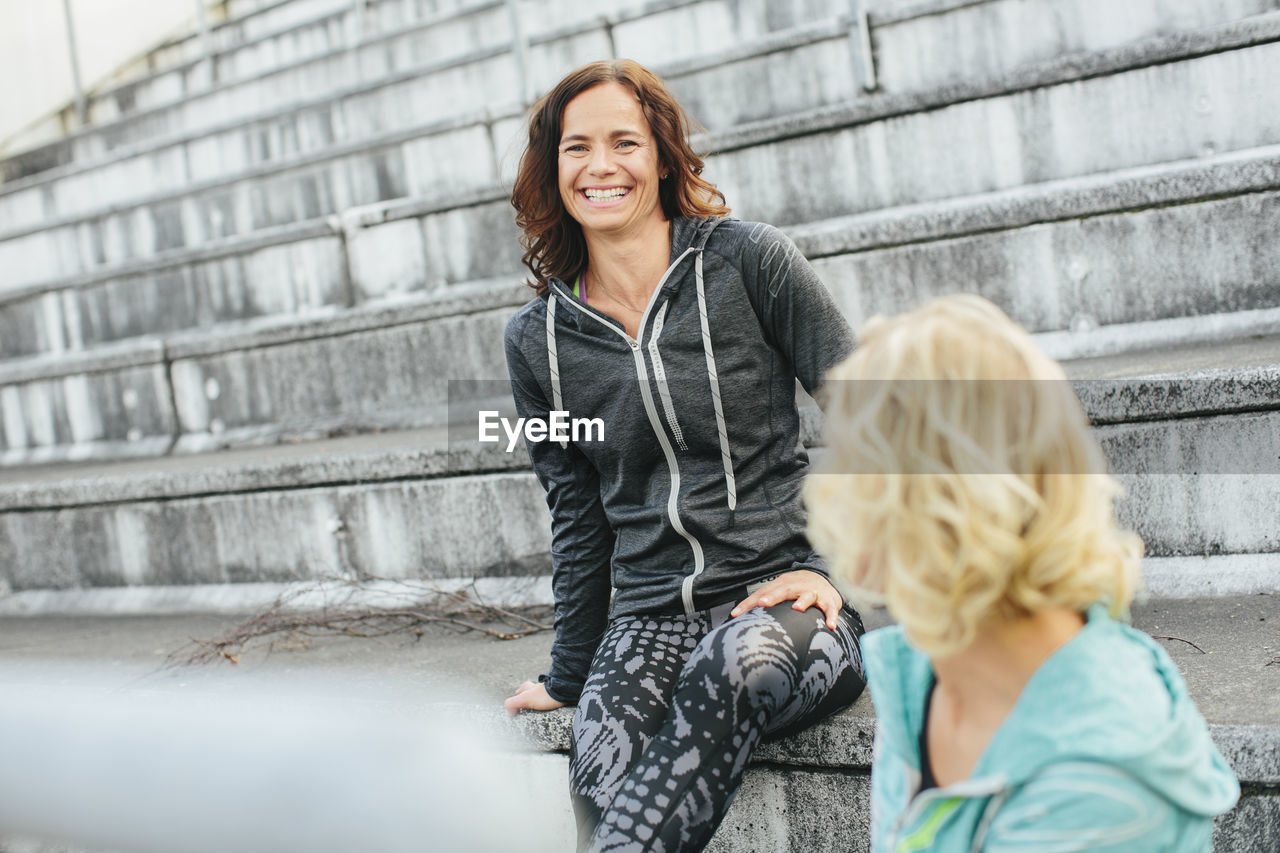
[805,295,1142,657]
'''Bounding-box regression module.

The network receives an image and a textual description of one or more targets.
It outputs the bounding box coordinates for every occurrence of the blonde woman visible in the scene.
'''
[806,295,1238,851]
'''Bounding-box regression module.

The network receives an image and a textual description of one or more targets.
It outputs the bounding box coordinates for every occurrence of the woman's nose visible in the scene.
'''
[588,148,617,176]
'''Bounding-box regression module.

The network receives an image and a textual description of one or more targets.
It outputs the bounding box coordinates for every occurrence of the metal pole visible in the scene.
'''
[848,0,878,93]
[61,0,86,124]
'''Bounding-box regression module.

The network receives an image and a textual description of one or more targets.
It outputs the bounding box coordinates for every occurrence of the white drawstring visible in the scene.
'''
[545,293,568,449]
[694,250,737,511]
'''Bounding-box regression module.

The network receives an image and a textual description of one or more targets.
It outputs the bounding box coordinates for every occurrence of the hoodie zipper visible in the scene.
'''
[548,248,705,614]
[648,302,689,452]
[886,777,1008,852]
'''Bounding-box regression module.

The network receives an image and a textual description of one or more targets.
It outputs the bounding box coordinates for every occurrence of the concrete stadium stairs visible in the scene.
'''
[0,0,1276,847]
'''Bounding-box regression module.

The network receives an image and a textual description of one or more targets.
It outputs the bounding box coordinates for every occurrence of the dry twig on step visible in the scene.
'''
[1151,634,1207,654]
[164,578,551,667]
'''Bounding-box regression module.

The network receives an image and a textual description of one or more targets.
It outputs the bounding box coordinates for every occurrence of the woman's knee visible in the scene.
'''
[685,606,823,711]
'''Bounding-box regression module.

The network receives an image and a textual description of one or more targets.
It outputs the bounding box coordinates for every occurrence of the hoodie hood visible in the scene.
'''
[864,604,1240,817]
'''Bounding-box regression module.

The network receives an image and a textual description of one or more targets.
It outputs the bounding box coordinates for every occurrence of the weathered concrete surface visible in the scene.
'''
[18,133,1279,368]
[8,1,1278,244]
[713,31,1280,227]
[0,123,501,293]
[0,233,350,359]
[0,359,176,468]
[1,0,843,218]
[0,596,1272,850]
[13,129,1270,365]
[653,20,857,130]
[812,188,1280,350]
[869,0,1280,93]
[64,0,587,146]
[36,7,517,174]
[791,144,1280,258]
[167,306,510,447]
[0,470,550,592]
[344,195,525,301]
[1,332,1277,595]
[0,282,530,464]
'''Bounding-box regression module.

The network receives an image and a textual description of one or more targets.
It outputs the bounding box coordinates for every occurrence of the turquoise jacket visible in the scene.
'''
[863,605,1239,852]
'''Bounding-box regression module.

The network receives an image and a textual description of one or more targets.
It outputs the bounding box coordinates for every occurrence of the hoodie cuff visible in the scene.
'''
[539,673,583,705]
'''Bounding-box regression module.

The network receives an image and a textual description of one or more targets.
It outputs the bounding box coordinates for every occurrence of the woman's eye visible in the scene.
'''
[563,144,587,154]
[617,140,639,149]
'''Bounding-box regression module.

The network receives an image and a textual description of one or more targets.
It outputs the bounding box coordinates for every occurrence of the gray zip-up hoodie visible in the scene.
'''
[504,216,854,703]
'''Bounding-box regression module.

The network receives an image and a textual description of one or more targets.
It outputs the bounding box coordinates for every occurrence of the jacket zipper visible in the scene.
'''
[549,250,706,614]
[647,302,689,451]
[886,776,1008,852]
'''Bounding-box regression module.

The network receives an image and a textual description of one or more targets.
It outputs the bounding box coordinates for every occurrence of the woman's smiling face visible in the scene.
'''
[557,82,666,239]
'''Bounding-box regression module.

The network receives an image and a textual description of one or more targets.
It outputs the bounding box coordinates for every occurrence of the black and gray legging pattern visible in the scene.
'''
[570,600,866,852]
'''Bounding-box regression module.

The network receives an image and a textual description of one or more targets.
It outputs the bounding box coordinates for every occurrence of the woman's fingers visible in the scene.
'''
[815,590,842,631]
[731,575,801,616]
[503,680,567,717]
[732,571,844,630]
[791,589,818,613]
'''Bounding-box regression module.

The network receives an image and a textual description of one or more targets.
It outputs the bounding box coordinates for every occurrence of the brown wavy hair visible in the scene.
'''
[510,59,730,294]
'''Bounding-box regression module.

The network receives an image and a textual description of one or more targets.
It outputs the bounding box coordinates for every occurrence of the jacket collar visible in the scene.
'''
[544,215,728,330]
[863,605,1238,815]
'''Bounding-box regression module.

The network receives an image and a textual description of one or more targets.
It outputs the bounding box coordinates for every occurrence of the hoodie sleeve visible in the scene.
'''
[505,309,614,704]
[736,222,855,396]
[981,762,1204,852]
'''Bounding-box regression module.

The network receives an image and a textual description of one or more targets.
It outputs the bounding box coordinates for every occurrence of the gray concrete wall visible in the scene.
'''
[711,31,1280,226]
[868,0,1280,92]
[2,147,1278,462]
[6,0,1274,225]
[10,12,1280,322]
[808,185,1280,340]
[4,31,1278,358]
[1,396,1276,593]
[0,471,551,591]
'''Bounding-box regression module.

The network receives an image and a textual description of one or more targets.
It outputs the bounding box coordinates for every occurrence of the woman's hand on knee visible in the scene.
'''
[503,680,566,717]
[730,570,844,630]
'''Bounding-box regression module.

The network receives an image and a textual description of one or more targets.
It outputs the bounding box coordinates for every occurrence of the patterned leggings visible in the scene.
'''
[570,601,866,853]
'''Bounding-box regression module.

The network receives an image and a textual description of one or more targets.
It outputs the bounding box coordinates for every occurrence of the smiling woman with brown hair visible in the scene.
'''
[501,60,867,852]
[510,60,728,300]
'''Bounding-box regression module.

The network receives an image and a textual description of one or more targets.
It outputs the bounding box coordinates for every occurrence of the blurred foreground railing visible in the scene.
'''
[0,666,569,853]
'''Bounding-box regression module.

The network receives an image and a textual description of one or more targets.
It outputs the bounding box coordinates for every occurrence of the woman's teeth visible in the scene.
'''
[584,188,629,200]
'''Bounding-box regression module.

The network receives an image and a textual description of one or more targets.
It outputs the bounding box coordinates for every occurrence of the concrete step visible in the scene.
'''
[0,337,1276,596]
[1,0,432,164]
[0,599,1273,850]
[0,0,852,199]
[39,0,849,145]
[2,11,1277,320]
[8,0,1267,188]
[0,28,529,244]
[1,148,1277,462]
[0,282,524,465]
[862,0,1280,94]
[83,0,501,128]
[709,13,1280,228]
[3,0,1274,247]
[791,145,1280,362]
[0,8,876,275]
